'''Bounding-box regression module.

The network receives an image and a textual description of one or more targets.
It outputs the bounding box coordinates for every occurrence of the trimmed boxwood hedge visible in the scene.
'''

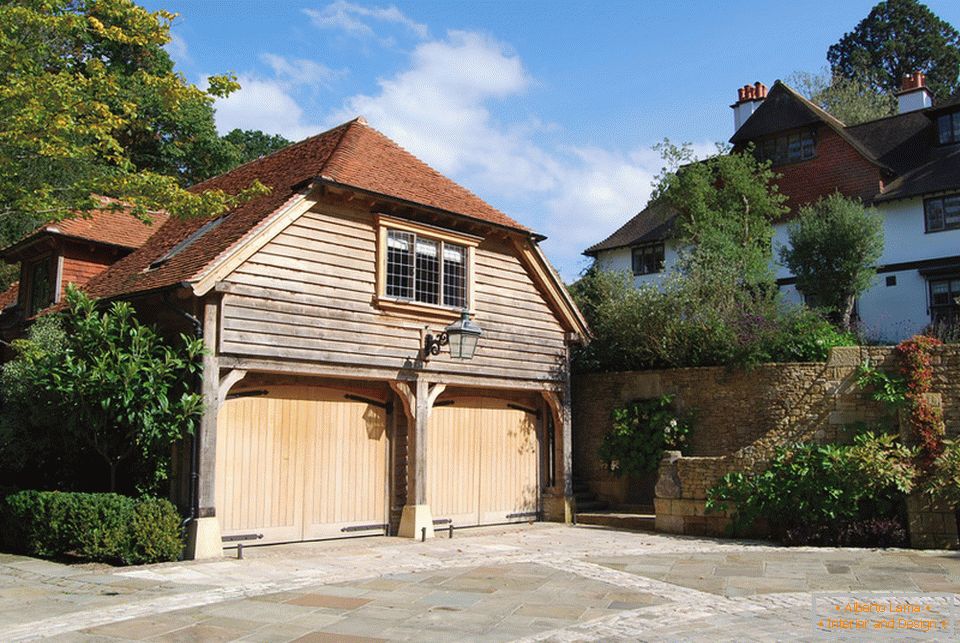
[1,491,184,565]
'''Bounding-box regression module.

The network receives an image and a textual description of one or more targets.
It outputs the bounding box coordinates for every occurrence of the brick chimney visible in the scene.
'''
[731,81,767,133]
[896,72,933,113]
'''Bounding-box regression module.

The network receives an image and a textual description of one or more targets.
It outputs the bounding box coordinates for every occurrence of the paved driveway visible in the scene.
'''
[1,524,958,641]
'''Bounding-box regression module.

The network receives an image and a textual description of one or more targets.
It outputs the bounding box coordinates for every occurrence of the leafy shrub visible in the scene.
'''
[569,267,857,373]
[837,518,908,548]
[706,432,916,544]
[926,439,960,507]
[127,497,185,565]
[856,359,908,406]
[1,491,183,564]
[598,395,691,476]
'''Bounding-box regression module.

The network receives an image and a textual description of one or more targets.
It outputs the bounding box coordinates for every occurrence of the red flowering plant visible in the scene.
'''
[895,336,946,469]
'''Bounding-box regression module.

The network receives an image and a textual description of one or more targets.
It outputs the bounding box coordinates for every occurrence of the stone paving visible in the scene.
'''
[0,523,957,641]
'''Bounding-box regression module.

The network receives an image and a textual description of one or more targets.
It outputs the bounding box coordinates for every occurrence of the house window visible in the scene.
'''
[924,194,960,232]
[936,111,960,145]
[27,256,54,316]
[755,130,816,166]
[385,228,467,309]
[631,243,664,276]
[930,277,960,324]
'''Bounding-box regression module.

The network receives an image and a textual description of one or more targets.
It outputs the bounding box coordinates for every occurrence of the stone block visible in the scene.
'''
[827,346,862,367]
[655,514,684,534]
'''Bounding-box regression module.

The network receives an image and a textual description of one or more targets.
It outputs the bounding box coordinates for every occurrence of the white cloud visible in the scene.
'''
[304,2,428,42]
[329,30,551,195]
[212,76,323,140]
[260,53,343,90]
[325,29,718,278]
[165,31,189,64]
[211,23,720,279]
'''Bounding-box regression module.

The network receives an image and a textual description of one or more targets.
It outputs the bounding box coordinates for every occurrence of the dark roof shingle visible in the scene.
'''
[583,199,676,256]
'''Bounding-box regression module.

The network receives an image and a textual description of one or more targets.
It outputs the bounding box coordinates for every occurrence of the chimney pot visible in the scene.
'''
[897,71,932,113]
[732,79,767,132]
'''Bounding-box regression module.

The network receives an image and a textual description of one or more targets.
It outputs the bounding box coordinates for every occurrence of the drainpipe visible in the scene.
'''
[162,287,203,529]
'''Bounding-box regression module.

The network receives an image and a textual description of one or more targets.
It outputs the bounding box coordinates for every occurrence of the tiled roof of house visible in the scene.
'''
[730,81,891,172]
[83,118,528,300]
[1,198,169,260]
[47,199,169,249]
[587,82,960,255]
[583,199,677,256]
[845,110,960,203]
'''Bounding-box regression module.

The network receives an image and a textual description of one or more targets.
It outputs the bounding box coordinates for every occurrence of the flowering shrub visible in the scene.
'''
[706,432,916,545]
[598,395,691,477]
[896,336,946,468]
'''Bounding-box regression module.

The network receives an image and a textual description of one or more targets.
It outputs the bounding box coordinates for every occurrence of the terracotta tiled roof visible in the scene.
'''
[83,118,528,300]
[0,281,18,309]
[1,198,168,260]
[43,197,169,249]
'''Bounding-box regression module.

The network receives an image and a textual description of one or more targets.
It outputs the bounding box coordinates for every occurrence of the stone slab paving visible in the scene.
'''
[0,524,957,641]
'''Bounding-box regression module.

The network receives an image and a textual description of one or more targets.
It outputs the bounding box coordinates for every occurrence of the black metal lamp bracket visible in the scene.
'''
[422,329,448,360]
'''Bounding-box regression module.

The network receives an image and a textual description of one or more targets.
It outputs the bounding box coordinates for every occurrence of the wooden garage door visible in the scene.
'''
[215,386,388,544]
[427,397,539,527]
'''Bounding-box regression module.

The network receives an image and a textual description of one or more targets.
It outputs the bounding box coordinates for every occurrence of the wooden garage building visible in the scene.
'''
[80,118,589,557]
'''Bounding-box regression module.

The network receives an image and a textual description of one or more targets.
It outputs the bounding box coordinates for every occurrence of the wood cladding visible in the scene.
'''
[219,204,568,382]
[214,385,388,543]
[427,397,539,526]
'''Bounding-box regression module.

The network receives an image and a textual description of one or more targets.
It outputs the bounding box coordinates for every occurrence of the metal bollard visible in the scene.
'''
[237,543,244,560]
[448,523,454,539]
[421,526,426,542]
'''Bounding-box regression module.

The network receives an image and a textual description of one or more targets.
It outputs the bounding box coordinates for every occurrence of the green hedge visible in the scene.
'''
[1,491,184,565]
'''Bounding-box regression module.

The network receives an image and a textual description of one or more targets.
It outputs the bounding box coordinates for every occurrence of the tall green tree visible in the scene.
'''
[0,286,204,493]
[788,69,896,125]
[827,0,960,102]
[0,0,268,241]
[222,129,292,165]
[779,193,885,330]
[655,142,788,289]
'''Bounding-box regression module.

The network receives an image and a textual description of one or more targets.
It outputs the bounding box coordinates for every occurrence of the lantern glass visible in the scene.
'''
[444,311,482,360]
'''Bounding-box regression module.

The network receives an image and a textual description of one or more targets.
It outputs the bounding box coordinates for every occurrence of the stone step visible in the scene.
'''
[576,511,656,532]
[575,499,610,512]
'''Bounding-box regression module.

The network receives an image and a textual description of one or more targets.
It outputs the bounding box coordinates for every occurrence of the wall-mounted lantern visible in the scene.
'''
[422,310,482,361]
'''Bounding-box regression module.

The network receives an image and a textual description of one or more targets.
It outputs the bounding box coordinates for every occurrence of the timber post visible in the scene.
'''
[185,296,224,559]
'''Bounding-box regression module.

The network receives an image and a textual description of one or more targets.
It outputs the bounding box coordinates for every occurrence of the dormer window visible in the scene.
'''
[755,130,816,166]
[936,111,960,145]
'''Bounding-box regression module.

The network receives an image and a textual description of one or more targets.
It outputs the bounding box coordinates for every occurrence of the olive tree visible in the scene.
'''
[779,193,884,330]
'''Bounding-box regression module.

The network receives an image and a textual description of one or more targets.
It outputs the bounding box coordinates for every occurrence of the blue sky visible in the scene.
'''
[145,0,960,280]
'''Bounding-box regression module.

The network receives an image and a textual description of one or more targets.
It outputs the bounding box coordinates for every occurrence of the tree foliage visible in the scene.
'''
[222,129,292,165]
[827,0,960,101]
[788,69,896,125]
[779,193,884,330]
[0,286,204,494]
[0,0,269,240]
[654,143,788,289]
[569,266,856,373]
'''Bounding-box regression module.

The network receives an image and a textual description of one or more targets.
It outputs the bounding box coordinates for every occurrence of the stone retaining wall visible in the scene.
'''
[572,345,960,548]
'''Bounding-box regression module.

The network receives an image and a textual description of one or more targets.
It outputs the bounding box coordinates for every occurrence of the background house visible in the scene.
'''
[586,73,960,342]
[0,200,168,349]
[43,118,587,557]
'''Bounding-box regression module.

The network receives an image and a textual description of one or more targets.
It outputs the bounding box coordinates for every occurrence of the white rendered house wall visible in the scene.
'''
[592,196,958,341]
